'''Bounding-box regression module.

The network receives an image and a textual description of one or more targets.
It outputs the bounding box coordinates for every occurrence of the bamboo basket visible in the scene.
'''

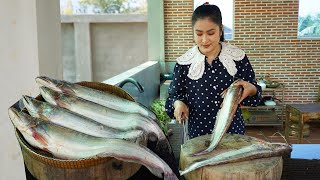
[14,81,146,180]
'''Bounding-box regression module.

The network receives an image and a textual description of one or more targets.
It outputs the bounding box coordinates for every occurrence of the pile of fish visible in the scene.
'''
[179,81,292,175]
[8,76,178,180]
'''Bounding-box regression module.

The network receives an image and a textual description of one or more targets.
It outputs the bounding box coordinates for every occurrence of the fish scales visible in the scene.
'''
[194,82,243,155]
[180,143,292,175]
[8,107,178,180]
[22,95,143,140]
[36,76,174,164]
[35,76,157,121]
[39,86,165,142]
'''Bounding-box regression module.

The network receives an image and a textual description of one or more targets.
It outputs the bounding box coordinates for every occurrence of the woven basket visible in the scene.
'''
[15,81,145,179]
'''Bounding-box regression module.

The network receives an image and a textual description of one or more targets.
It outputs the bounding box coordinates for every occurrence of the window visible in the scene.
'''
[298,0,320,38]
[194,0,234,40]
[60,0,147,15]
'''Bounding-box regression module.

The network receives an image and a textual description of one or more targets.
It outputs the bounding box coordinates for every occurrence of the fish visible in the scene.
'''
[8,107,179,180]
[180,142,292,175]
[193,82,243,155]
[39,86,165,143]
[35,76,157,121]
[22,95,144,140]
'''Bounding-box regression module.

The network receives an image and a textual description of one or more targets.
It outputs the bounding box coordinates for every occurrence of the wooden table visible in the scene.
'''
[285,103,320,143]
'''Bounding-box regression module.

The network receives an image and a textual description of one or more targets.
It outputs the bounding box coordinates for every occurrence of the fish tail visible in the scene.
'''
[59,84,76,95]
[123,130,144,142]
[151,137,180,177]
[148,133,158,142]
[156,137,172,154]
[142,133,148,142]
[179,170,186,176]
[134,136,143,144]
[179,168,193,176]
[133,132,147,144]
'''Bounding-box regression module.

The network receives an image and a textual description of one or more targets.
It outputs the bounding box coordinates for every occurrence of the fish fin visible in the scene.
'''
[54,81,76,95]
[192,149,209,156]
[32,131,48,146]
[56,101,69,109]
[191,146,215,156]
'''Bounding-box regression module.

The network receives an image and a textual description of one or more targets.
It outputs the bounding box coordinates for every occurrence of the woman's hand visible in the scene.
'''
[173,100,189,124]
[234,80,257,103]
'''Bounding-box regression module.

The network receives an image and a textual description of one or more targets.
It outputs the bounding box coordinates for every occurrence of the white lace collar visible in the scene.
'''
[176,42,245,80]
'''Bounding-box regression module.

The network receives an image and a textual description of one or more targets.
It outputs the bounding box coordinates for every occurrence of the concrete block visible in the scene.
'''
[160,80,171,100]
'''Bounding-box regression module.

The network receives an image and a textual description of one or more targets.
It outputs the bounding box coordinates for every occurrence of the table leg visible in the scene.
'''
[285,106,290,142]
[298,114,303,144]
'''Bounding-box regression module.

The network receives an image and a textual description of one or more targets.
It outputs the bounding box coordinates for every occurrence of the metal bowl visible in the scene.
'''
[266,81,280,88]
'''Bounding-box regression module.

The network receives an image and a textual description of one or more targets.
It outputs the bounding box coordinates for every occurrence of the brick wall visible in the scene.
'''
[164,0,320,104]
[164,0,194,61]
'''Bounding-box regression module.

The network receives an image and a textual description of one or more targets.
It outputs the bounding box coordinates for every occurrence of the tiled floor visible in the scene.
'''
[245,121,320,144]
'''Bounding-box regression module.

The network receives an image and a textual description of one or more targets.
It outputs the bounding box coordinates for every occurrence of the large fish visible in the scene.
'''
[35,76,157,121]
[22,95,143,140]
[8,107,178,180]
[180,142,292,175]
[194,82,243,155]
[39,86,166,143]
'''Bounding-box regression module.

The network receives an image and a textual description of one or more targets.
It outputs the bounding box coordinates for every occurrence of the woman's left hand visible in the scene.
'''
[234,80,257,103]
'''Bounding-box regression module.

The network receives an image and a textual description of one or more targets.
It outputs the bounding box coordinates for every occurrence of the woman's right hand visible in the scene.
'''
[173,100,189,124]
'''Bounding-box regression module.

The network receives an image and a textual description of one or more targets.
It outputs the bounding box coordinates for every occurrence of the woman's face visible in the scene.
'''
[193,18,222,57]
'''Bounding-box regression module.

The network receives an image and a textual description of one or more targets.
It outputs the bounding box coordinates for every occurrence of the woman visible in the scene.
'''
[165,4,262,139]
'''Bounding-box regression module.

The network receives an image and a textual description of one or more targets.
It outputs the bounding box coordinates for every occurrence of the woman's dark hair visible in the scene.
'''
[192,4,225,42]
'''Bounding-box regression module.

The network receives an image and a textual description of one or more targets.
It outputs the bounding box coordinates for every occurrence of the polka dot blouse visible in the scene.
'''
[165,55,262,139]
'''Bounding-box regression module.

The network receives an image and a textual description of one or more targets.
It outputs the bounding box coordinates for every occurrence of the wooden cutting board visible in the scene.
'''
[180,133,283,180]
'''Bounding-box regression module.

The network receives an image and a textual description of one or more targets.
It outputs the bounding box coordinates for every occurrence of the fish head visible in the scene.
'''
[8,107,49,148]
[8,107,37,132]
[35,76,63,93]
[271,143,293,155]
[36,76,76,95]
[39,86,59,106]
[22,95,44,118]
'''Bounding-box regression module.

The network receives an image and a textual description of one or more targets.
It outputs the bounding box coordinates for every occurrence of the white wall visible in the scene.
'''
[0,0,62,179]
[60,15,148,83]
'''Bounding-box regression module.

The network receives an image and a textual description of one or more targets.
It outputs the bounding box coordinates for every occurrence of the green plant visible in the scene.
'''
[318,83,320,102]
[150,100,171,136]
[241,108,251,124]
